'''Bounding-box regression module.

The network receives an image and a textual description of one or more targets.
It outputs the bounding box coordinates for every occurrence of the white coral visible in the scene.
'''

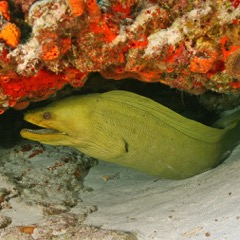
[144,1,213,57]
[8,38,40,76]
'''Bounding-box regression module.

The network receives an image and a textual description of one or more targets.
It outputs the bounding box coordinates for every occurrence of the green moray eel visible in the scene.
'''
[20,90,240,179]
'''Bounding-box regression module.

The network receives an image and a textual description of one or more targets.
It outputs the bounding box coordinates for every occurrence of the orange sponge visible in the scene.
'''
[0,1,10,21]
[0,23,21,48]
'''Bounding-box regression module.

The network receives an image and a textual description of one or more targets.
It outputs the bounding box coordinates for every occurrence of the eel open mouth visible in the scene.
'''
[21,121,67,136]
[20,126,67,142]
[21,111,68,142]
[23,128,65,135]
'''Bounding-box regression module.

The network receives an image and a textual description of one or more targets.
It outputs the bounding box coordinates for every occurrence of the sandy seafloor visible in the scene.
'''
[0,140,239,239]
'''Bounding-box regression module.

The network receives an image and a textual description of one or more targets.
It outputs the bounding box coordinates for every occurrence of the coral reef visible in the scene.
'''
[0,0,239,112]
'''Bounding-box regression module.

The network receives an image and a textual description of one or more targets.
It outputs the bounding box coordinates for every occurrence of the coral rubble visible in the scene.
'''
[0,0,239,111]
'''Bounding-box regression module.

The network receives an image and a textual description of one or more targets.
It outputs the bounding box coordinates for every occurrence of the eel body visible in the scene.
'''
[20,90,240,179]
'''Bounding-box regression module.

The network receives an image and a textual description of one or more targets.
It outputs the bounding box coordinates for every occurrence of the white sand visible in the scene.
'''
[82,145,240,239]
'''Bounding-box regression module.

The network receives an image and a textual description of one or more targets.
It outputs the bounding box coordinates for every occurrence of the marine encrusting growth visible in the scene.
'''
[20,90,240,179]
[0,0,239,112]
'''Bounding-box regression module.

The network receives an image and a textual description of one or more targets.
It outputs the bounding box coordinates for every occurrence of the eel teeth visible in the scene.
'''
[25,128,66,134]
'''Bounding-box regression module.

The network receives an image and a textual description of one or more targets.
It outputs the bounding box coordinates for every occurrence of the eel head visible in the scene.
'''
[20,97,91,146]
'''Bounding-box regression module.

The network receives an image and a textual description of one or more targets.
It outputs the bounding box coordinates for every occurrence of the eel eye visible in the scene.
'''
[43,112,51,120]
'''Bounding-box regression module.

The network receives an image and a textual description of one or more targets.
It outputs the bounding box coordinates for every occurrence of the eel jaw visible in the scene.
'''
[20,127,68,143]
[21,112,70,144]
[21,128,66,135]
